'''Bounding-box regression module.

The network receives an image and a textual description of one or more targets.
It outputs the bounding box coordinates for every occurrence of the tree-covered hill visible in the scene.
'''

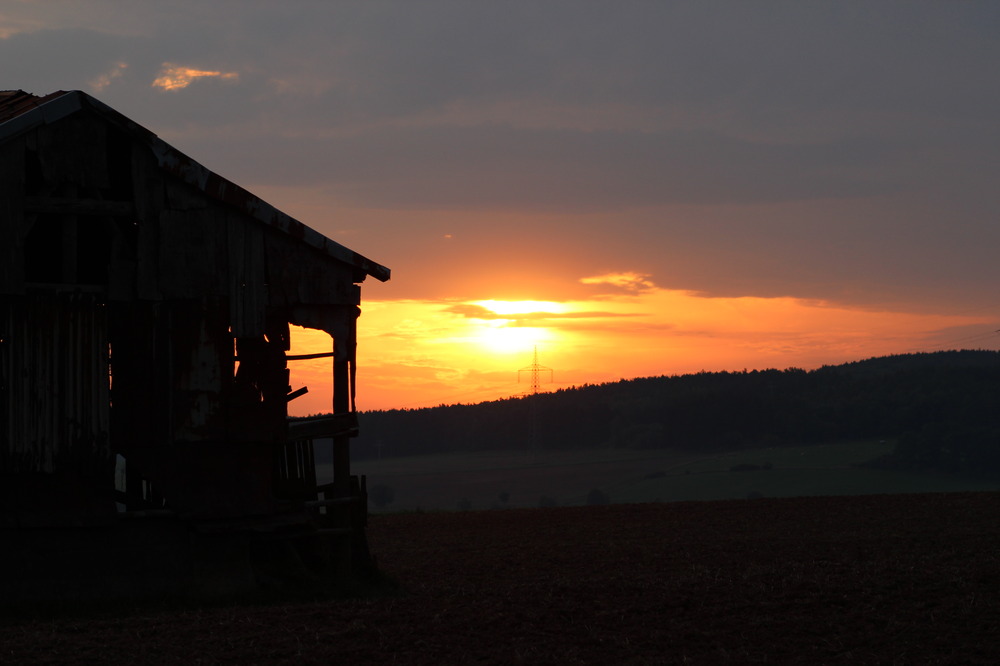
[351,350,1000,476]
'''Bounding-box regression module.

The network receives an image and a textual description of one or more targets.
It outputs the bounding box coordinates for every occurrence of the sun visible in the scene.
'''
[477,322,551,355]
[469,300,564,355]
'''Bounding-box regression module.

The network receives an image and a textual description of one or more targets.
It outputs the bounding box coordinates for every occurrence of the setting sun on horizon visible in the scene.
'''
[30,2,990,418]
[287,280,1000,416]
[7,8,1000,660]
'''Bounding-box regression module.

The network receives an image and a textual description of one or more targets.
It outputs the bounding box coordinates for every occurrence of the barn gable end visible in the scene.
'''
[0,90,388,599]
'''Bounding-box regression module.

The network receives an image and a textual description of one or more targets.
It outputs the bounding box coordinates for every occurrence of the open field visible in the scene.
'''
[4,493,1000,664]
[347,440,1000,512]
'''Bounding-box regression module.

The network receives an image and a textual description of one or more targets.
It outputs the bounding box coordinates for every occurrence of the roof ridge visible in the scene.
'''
[0,89,390,283]
[0,89,71,124]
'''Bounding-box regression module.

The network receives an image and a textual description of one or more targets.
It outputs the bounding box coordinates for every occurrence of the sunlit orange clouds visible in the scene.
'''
[152,63,238,91]
[285,274,1000,415]
[89,62,127,92]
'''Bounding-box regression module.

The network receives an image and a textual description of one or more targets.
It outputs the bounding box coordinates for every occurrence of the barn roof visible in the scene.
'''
[0,89,390,283]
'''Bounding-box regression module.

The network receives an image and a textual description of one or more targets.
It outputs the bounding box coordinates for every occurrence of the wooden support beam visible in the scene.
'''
[332,359,352,493]
[286,386,309,402]
[303,497,358,508]
[286,351,336,361]
[287,412,358,440]
[332,356,353,576]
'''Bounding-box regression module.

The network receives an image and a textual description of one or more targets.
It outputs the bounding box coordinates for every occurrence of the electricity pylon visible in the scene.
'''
[517,346,552,460]
[518,346,553,395]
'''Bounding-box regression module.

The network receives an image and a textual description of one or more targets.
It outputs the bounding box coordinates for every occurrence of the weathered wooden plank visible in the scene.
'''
[287,412,359,440]
[264,228,360,307]
[333,360,352,491]
[285,351,335,361]
[226,213,266,337]
[3,293,111,474]
[157,206,227,298]
[331,356,355,574]
[288,304,358,341]
[109,301,166,458]
[163,174,209,211]
[0,299,17,467]
[0,140,26,295]
[170,299,231,443]
[132,141,162,299]
[107,221,138,301]
[23,197,135,216]
[35,115,109,191]
[304,498,357,508]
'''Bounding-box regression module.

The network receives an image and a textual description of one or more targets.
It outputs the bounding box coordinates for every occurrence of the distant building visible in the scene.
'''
[0,90,389,601]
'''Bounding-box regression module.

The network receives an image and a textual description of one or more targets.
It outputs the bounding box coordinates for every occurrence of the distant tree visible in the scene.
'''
[538,496,558,508]
[498,491,510,505]
[348,350,1000,476]
[457,497,472,511]
[369,484,395,509]
[586,488,610,506]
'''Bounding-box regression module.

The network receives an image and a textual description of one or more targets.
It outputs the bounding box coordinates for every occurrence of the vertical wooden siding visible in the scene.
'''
[1,292,110,474]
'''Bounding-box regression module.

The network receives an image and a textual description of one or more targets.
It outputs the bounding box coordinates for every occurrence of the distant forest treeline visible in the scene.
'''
[349,351,1000,477]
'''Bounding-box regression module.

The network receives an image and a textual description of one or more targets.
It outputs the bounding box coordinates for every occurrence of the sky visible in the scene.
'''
[3,1,1000,414]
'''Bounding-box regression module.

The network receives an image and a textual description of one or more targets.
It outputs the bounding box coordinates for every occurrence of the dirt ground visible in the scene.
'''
[3,492,1000,664]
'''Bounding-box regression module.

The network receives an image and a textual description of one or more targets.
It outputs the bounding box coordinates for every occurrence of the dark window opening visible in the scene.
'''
[24,215,65,282]
[76,216,112,285]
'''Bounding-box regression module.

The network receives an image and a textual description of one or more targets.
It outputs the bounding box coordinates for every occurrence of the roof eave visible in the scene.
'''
[0,90,390,283]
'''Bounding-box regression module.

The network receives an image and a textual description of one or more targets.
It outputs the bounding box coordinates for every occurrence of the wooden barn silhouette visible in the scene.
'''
[0,90,390,602]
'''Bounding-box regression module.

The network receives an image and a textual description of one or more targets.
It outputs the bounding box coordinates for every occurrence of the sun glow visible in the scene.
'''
[476,322,552,354]
[286,290,1000,415]
[474,299,570,316]
[466,300,564,354]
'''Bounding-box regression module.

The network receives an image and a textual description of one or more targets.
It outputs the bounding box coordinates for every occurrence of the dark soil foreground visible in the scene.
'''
[3,493,1000,664]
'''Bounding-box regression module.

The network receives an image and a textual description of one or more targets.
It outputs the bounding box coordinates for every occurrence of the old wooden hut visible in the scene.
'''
[0,90,390,600]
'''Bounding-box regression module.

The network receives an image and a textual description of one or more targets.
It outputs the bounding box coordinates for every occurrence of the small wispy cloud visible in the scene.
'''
[579,272,657,294]
[152,63,238,91]
[443,303,636,323]
[89,61,128,91]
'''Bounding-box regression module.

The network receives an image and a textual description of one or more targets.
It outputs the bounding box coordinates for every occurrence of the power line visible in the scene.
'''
[904,328,1000,354]
[518,345,553,395]
[517,346,554,459]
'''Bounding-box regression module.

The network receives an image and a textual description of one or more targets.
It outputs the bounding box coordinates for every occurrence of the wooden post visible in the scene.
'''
[332,349,352,575]
[333,358,351,491]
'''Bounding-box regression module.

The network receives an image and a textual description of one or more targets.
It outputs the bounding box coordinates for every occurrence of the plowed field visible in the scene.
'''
[4,493,1000,664]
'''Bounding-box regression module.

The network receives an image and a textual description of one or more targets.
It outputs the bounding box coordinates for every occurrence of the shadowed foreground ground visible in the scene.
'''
[3,493,1000,664]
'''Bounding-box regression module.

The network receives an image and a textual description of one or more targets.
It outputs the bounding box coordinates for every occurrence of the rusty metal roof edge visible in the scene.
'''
[0,90,391,283]
[151,140,390,282]
[0,90,80,141]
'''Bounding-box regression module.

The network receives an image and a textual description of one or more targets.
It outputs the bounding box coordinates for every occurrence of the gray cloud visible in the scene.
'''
[195,124,907,210]
[2,1,998,313]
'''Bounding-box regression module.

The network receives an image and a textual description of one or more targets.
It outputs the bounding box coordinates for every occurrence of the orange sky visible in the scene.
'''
[8,3,998,414]
[287,274,1000,415]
